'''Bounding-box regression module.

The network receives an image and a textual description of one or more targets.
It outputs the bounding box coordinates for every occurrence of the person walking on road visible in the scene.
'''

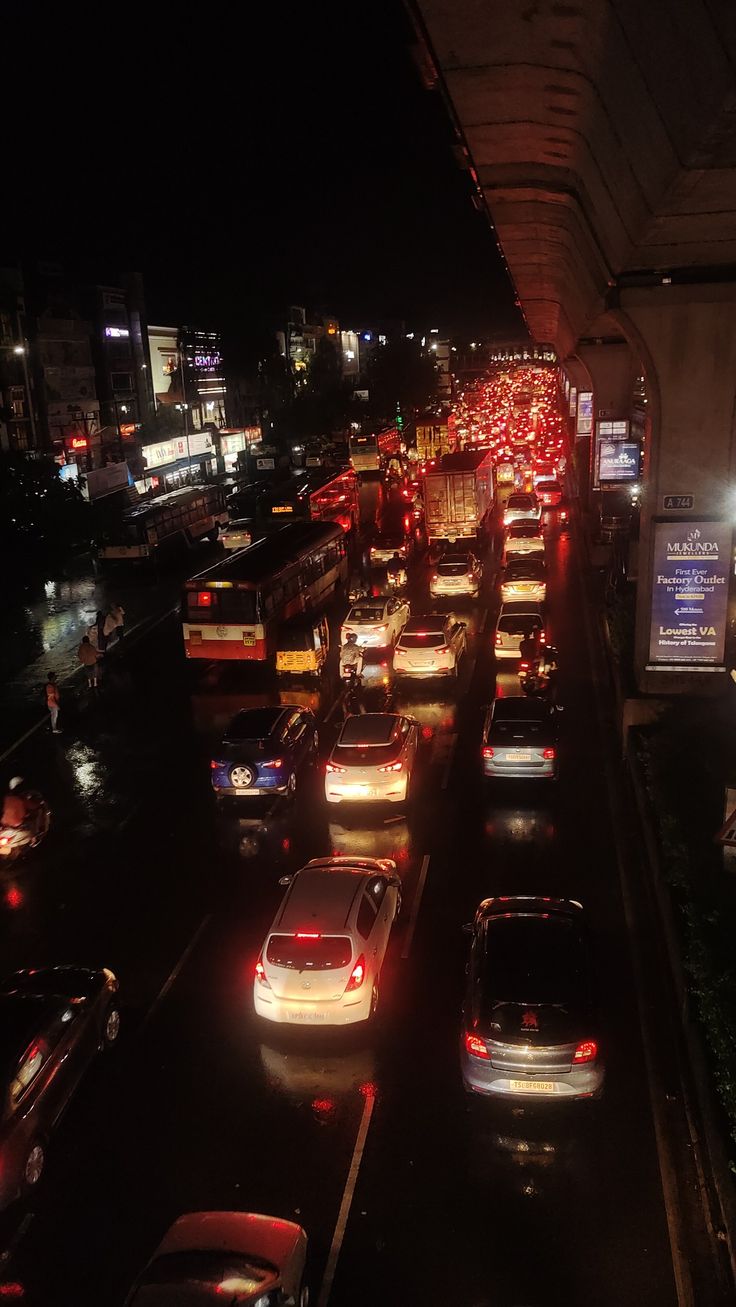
[77,635,99,689]
[45,672,61,734]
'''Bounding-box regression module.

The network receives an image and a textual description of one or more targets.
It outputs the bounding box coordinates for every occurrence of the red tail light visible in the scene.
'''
[464,1032,489,1060]
[296,931,320,939]
[431,573,438,580]
[519,661,529,671]
[345,954,366,992]
[197,591,212,607]
[261,758,284,768]
[255,958,271,988]
[482,746,494,759]
[377,760,403,773]
[543,747,556,760]
[210,760,219,770]
[437,645,449,655]
[573,1039,597,1064]
[326,762,346,774]
[494,632,502,646]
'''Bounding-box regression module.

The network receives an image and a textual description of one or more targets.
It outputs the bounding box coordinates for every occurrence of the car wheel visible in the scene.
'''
[287,772,297,799]
[23,1139,45,1192]
[102,1004,121,1048]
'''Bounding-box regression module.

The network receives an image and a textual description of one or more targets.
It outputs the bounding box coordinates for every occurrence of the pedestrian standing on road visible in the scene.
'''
[45,672,61,734]
[77,635,99,689]
[95,610,107,654]
[110,602,125,641]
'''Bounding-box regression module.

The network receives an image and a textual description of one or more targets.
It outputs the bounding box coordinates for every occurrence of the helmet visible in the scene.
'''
[8,777,24,792]
[346,632,358,643]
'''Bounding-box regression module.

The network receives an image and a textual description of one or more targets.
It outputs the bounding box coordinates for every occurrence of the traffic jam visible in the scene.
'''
[0,364,642,1306]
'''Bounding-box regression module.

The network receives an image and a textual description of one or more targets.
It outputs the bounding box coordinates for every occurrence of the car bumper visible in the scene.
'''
[325,774,409,804]
[494,646,523,659]
[213,781,290,797]
[500,588,546,604]
[254,988,372,1025]
[430,582,478,598]
[483,760,557,780]
[461,1055,604,1100]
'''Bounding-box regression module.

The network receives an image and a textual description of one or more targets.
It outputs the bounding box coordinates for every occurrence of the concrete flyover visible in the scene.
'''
[411,0,736,692]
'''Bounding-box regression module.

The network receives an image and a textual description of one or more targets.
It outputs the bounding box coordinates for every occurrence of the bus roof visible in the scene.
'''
[118,485,218,523]
[185,520,344,589]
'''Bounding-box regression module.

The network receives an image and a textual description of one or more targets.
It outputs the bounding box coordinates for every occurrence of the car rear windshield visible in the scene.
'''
[333,740,402,767]
[482,917,583,1004]
[373,536,403,548]
[340,715,397,745]
[508,495,533,508]
[350,607,384,622]
[498,616,542,635]
[266,934,352,970]
[399,633,445,648]
[489,718,546,740]
[140,1251,276,1294]
[508,523,540,538]
[225,708,281,741]
[505,561,545,579]
[438,562,469,576]
[536,480,561,492]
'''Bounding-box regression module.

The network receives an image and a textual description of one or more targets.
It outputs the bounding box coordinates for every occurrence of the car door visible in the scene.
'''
[288,714,311,771]
[385,599,399,642]
[364,878,394,964]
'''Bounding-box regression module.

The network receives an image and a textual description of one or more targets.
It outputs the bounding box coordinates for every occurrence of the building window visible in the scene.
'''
[111,372,133,393]
[10,386,25,418]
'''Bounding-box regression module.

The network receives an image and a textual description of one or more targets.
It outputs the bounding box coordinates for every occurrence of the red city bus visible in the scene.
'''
[182,520,349,661]
[263,468,359,534]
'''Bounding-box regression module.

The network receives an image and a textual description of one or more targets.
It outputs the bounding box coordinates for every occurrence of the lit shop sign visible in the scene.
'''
[68,435,89,450]
[597,420,629,439]
[649,520,731,666]
[576,391,593,437]
[105,326,129,338]
[568,387,577,418]
[598,441,640,482]
[193,352,222,370]
[142,433,213,468]
[220,432,246,456]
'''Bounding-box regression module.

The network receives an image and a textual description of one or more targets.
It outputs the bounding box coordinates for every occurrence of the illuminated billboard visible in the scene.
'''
[648,519,731,665]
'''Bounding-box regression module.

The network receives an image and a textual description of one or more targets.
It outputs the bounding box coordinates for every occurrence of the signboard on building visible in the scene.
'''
[663,494,695,511]
[86,462,131,500]
[648,519,731,665]
[256,457,275,470]
[597,420,629,440]
[576,391,593,437]
[568,387,577,418]
[142,432,213,469]
[598,441,640,482]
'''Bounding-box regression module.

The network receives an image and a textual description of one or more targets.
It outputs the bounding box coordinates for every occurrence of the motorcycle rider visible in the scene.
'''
[518,628,541,667]
[386,551,407,590]
[339,631,365,680]
[1,777,42,836]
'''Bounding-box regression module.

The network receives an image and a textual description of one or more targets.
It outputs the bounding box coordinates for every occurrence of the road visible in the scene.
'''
[0,480,727,1305]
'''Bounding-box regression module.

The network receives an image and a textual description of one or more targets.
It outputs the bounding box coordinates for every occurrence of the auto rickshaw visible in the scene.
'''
[275,614,330,680]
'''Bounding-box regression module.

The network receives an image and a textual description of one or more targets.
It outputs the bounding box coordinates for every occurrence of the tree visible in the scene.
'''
[0,451,91,570]
[365,338,440,420]
[135,404,187,448]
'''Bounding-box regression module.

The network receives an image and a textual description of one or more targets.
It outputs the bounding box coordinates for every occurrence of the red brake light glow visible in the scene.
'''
[377,760,403,773]
[326,762,346,774]
[261,758,284,768]
[345,955,366,992]
[482,746,494,759]
[197,591,212,607]
[573,1040,597,1064]
[543,747,556,761]
[295,931,321,939]
[464,1032,489,1060]
[255,958,270,988]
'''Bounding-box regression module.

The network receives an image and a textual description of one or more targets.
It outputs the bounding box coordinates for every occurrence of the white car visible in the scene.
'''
[393,614,467,679]
[325,712,420,805]
[125,1211,308,1306]
[500,557,547,604]
[502,521,545,564]
[253,855,402,1024]
[503,493,541,527]
[430,551,482,598]
[220,518,253,551]
[494,602,546,659]
[340,597,409,648]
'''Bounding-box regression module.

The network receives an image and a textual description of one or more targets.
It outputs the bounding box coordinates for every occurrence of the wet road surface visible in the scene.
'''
[0,481,727,1305]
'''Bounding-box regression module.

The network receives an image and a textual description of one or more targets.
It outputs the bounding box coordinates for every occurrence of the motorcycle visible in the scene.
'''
[385,566,408,594]
[0,795,51,864]
[519,646,559,700]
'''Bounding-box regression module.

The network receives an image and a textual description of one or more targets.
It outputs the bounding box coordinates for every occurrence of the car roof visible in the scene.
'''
[338,713,401,745]
[403,614,447,633]
[498,601,544,616]
[505,557,545,571]
[536,479,561,489]
[508,493,534,503]
[476,895,582,920]
[275,865,370,933]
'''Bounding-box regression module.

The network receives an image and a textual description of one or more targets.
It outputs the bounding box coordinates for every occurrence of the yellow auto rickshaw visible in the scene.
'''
[275,614,330,680]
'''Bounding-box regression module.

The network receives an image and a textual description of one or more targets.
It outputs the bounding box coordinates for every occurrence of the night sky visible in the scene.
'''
[8,3,522,344]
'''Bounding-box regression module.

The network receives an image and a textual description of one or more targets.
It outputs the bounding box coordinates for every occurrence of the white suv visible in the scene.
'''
[340,596,410,648]
[393,614,467,678]
[253,857,402,1025]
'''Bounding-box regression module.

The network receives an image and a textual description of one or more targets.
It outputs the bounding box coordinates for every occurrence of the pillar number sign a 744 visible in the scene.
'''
[663,495,695,510]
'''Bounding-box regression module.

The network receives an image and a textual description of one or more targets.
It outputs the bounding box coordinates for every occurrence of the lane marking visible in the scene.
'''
[401,853,431,959]
[0,717,46,765]
[573,523,694,1307]
[440,733,458,790]
[139,914,212,1033]
[324,690,346,724]
[317,1086,376,1307]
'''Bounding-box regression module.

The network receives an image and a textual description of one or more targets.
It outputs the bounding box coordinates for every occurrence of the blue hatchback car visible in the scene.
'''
[211,705,319,800]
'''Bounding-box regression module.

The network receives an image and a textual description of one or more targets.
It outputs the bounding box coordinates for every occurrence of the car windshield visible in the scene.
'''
[482,917,583,1005]
[349,607,384,622]
[508,524,540,538]
[225,709,282,742]
[266,934,352,970]
[399,633,445,649]
[137,1250,277,1299]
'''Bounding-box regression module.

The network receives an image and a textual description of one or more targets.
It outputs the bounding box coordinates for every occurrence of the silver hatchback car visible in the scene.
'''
[460,897,604,1101]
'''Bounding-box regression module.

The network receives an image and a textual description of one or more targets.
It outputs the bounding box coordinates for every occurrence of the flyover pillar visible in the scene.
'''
[617,283,736,695]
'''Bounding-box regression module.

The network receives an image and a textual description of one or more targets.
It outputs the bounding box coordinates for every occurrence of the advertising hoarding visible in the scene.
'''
[576,391,593,437]
[648,519,731,665]
[598,441,640,482]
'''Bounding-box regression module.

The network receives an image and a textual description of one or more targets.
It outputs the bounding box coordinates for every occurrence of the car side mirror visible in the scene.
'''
[555,704,565,713]
[278,875,292,887]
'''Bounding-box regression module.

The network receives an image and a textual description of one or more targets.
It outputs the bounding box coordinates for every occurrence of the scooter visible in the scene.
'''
[385,566,408,594]
[0,796,51,865]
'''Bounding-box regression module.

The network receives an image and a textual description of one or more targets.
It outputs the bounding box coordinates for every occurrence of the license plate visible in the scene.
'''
[344,784,372,797]
[234,788,254,796]
[242,634,256,647]
[510,1079,555,1093]
[287,1010,325,1022]
[509,751,532,761]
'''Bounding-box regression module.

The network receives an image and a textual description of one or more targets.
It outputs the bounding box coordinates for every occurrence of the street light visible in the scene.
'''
[1,340,36,444]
